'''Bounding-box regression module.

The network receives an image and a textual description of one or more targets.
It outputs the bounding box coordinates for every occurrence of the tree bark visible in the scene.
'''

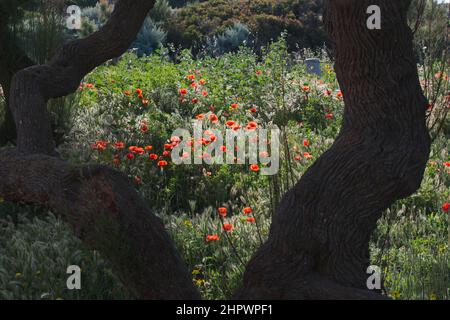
[0,0,431,300]
[235,0,430,299]
[0,22,35,145]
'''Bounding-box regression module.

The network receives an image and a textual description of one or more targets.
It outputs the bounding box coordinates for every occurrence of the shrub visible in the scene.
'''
[165,0,326,53]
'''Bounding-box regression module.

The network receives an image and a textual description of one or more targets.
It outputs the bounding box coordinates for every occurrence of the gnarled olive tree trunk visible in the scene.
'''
[235,0,430,299]
[0,0,430,299]
[0,22,35,145]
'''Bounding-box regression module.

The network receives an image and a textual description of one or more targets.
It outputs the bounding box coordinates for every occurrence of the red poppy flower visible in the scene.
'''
[442,202,450,212]
[222,223,233,232]
[218,207,227,217]
[256,70,263,76]
[303,139,310,147]
[135,88,143,96]
[250,164,260,172]
[145,145,153,152]
[302,85,310,92]
[124,90,131,96]
[114,142,125,150]
[303,152,313,159]
[196,114,205,120]
[199,79,206,85]
[149,153,158,160]
[250,107,257,113]
[206,234,219,242]
[325,113,334,119]
[231,103,239,109]
[134,147,145,155]
[209,114,218,123]
[86,83,94,89]
[443,162,450,167]
[158,160,168,167]
[243,207,253,215]
[126,153,134,160]
[247,121,258,130]
[226,120,236,127]
[246,217,256,223]
[91,140,108,151]
[140,124,149,133]
[179,88,188,95]
[336,91,343,98]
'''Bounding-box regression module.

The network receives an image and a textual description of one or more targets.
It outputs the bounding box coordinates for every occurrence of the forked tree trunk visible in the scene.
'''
[235,0,430,299]
[0,0,430,300]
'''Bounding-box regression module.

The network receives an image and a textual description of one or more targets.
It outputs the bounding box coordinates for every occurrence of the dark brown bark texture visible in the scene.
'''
[235,0,430,299]
[0,0,431,300]
[0,16,35,145]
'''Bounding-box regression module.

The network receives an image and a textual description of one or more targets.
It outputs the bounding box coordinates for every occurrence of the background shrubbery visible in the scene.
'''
[165,0,326,53]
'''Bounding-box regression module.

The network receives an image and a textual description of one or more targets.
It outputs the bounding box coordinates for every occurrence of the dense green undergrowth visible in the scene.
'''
[0,40,448,300]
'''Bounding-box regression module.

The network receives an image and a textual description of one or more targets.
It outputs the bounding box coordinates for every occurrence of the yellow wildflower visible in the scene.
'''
[195,279,205,286]
[438,244,447,254]
[390,291,401,299]
[184,220,193,227]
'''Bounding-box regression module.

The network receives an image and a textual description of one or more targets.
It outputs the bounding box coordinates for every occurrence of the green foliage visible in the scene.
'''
[165,0,326,52]
[133,17,168,56]
[0,205,131,300]
[0,36,448,300]
[149,0,173,23]
[205,23,251,56]
[79,1,114,37]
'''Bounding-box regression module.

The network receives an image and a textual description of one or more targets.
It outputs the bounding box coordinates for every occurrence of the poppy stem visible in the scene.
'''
[220,218,246,269]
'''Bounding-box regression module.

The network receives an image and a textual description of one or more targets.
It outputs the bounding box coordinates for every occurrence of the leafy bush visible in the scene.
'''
[165,0,326,53]
[205,23,251,56]
[132,17,167,56]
